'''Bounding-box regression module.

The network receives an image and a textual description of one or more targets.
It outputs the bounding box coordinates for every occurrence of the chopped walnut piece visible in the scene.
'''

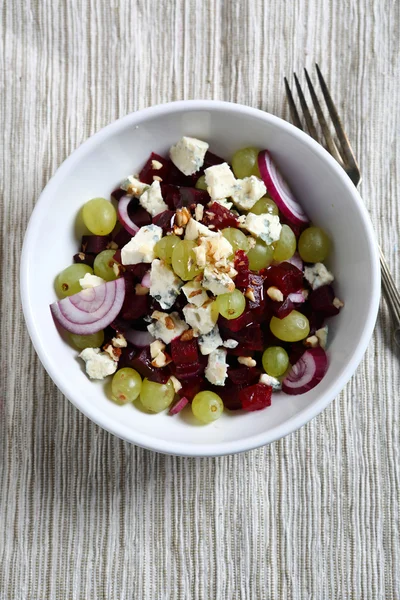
[245,287,256,302]
[152,159,163,170]
[238,356,257,367]
[175,207,191,227]
[103,343,122,362]
[112,333,127,348]
[267,286,284,302]
[180,329,195,342]
[333,297,344,309]
[153,175,163,182]
[304,335,319,348]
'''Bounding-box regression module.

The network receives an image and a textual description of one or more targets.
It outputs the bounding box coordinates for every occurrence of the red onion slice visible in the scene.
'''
[285,252,303,272]
[141,271,151,288]
[282,347,328,395]
[287,290,307,304]
[169,396,189,415]
[117,195,140,236]
[258,150,309,225]
[124,329,155,347]
[50,278,125,335]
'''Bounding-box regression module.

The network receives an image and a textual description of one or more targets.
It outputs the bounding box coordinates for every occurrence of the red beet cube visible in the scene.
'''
[73,252,95,267]
[218,309,256,332]
[239,383,272,412]
[127,203,152,227]
[139,152,170,184]
[210,381,244,411]
[152,209,176,233]
[120,274,149,320]
[81,235,111,254]
[202,202,239,230]
[309,285,340,316]
[265,263,303,296]
[161,183,210,209]
[124,263,151,280]
[171,338,199,365]
[111,187,127,202]
[203,151,226,169]
[270,296,295,319]
[220,323,264,352]
[113,227,132,249]
[234,250,249,272]
[128,347,171,384]
[178,376,204,400]
[228,366,261,386]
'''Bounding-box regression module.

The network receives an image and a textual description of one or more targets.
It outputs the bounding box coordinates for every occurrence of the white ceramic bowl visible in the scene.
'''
[20,100,380,456]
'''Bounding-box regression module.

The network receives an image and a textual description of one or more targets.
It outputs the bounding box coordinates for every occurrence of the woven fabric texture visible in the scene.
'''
[1,0,399,598]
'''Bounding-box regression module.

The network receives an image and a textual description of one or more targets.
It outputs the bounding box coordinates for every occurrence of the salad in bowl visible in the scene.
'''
[50,136,343,424]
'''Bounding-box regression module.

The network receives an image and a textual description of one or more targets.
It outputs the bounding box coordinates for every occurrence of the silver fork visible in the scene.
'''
[284,64,400,348]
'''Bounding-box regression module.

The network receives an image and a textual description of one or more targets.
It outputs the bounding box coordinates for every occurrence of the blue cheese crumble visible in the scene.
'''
[204,163,236,200]
[231,176,267,211]
[121,224,163,265]
[205,348,228,386]
[202,265,235,295]
[198,325,223,355]
[149,259,183,309]
[169,137,209,176]
[139,181,169,217]
[181,280,209,307]
[182,302,217,335]
[259,373,282,391]
[240,212,282,244]
[147,311,188,344]
[304,263,334,290]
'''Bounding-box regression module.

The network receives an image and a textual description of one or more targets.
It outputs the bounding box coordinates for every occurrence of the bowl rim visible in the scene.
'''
[20,99,380,456]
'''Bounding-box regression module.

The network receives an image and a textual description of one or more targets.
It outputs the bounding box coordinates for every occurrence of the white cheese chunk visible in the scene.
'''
[111,333,128,348]
[79,348,117,380]
[139,180,169,217]
[181,280,209,307]
[231,176,267,211]
[205,348,228,386]
[147,311,189,345]
[121,224,163,265]
[195,232,233,267]
[241,212,282,244]
[184,218,217,241]
[198,325,223,355]
[304,263,334,290]
[79,273,105,289]
[182,302,217,335]
[150,339,166,359]
[149,259,183,309]
[120,175,149,197]
[259,373,282,391]
[202,265,235,295]
[169,136,209,176]
[204,163,236,200]
[222,339,239,349]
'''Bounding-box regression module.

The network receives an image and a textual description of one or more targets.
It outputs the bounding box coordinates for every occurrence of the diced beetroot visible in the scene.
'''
[309,285,340,317]
[203,150,226,169]
[111,187,127,202]
[225,346,255,357]
[152,209,176,233]
[269,296,295,319]
[127,203,152,227]
[234,250,249,272]
[178,376,203,400]
[124,263,151,280]
[161,183,210,209]
[73,252,95,267]
[239,274,265,314]
[202,202,239,230]
[239,383,272,412]
[113,227,132,249]
[113,248,122,263]
[220,322,264,351]
[264,262,303,296]
[171,338,199,365]
[128,347,171,384]
[288,343,307,365]
[166,161,200,187]
[174,361,205,379]
[139,152,170,184]
[81,235,111,254]
[228,366,261,386]
[119,274,149,320]
[169,396,189,415]
[218,309,256,332]
[211,381,244,410]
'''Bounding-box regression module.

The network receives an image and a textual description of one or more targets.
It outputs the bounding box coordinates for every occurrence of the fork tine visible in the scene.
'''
[315,64,360,171]
[293,73,319,140]
[284,77,303,130]
[303,68,343,164]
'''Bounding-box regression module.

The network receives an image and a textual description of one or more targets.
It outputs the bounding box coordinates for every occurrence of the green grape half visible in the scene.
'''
[154,235,181,265]
[298,226,331,263]
[93,249,118,281]
[171,240,203,280]
[273,224,296,262]
[216,289,246,320]
[270,310,310,342]
[195,175,208,191]
[70,330,104,350]
[82,197,117,236]
[250,196,279,216]
[222,228,250,254]
[55,263,93,298]
[232,147,261,179]
[247,239,274,271]
[140,378,175,413]
[192,391,224,424]
[262,346,289,377]
[111,368,142,404]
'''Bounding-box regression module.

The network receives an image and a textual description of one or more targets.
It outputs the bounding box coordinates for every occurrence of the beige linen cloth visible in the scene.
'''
[1,0,399,598]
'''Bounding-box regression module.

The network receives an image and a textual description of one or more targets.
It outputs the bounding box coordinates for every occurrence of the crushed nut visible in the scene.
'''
[151,351,172,368]
[208,224,216,229]
[316,327,328,349]
[103,343,122,362]
[152,159,163,170]
[175,207,191,227]
[245,287,256,302]
[304,335,319,348]
[267,286,284,302]
[112,333,127,348]
[150,339,166,359]
[238,356,257,367]
[195,204,204,221]
[153,175,163,182]
[112,262,125,278]
[189,289,203,298]
[135,283,149,296]
[106,240,118,250]
[180,329,195,342]
[170,375,182,393]
[333,297,344,309]
[78,252,85,260]
[173,225,184,236]
[165,316,175,330]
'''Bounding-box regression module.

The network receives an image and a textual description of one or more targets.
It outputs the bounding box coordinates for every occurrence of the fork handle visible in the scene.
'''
[379,246,400,348]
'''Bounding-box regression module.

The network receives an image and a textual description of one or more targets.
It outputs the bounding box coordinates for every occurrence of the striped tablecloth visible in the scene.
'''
[1,0,399,598]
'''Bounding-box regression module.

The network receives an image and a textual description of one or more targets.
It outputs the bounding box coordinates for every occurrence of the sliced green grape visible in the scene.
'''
[93,249,118,281]
[70,330,104,350]
[247,239,274,271]
[232,147,261,179]
[222,227,250,254]
[195,175,208,191]
[250,196,279,216]
[154,235,180,265]
[55,263,93,297]
[273,224,296,262]
[82,197,117,235]
[216,289,246,320]
[140,378,175,413]
[171,240,202,280]
[111,368,142,404]
[262,346,289,377]
[192,391,224,423]
[298,226,331,263]
[270,310,310,342]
